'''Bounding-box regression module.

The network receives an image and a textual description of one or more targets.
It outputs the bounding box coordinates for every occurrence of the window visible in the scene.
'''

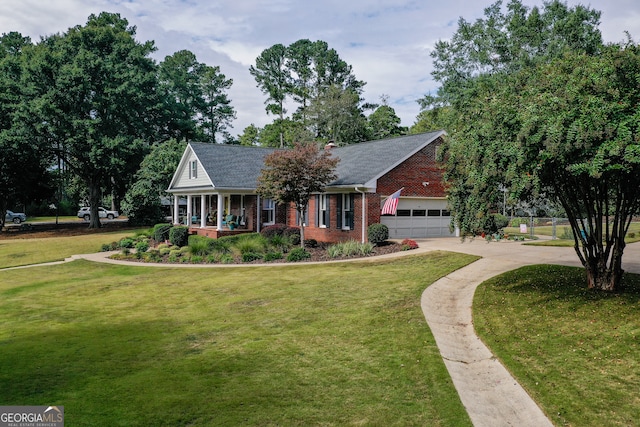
[189,160,197,179]
[427,209,441,217]
[318,194,328,228]
[396,209,411,217]
[442,210,451,217]
[341,194,354,230]
[262,198,275,225]
[412,209,426,217]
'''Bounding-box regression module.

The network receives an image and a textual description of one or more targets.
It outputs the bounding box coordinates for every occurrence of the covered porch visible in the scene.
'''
[170,191,271,238]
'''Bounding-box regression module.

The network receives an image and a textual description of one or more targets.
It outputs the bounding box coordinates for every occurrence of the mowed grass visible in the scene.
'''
[505,221,640,246]
[0,230,143,269]
[0,252,477,426]
[474,265,640,427]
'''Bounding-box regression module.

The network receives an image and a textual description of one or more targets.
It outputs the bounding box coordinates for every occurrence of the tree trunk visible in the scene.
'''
[581,241,625,292]
[88,183,102,229]
[298,208,305,248]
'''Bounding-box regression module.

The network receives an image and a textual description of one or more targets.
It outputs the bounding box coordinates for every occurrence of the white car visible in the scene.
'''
[77,207,119,220]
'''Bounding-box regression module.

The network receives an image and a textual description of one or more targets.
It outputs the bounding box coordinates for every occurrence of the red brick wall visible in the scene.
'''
[376,137,446,198]
[280,137,446,244]
[287,194,366,243]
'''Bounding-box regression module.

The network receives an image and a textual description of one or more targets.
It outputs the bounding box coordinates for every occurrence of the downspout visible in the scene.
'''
[257,195,261,233]
[355,186,366,243]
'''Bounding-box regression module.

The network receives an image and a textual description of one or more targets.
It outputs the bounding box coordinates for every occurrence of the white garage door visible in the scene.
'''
[380,198,454,239]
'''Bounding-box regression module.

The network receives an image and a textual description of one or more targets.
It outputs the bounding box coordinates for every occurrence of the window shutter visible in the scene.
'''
[349,194,355,230]
[337,194,343,229]
[326,194,331,228]
[315,195,319,227]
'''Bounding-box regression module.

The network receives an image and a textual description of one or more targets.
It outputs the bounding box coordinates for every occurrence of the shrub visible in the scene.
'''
[368,223,389,245]
[121,247,131,255]
[169,226,189,247]
[359,242,375,255]
[260,223,289,238]
[284,227,301,245]
[157,243,169,250]
[327,244,343,258]
[242,252,263,262]
[159,247,171,256]
[264,252,283,262]
[492,214,509,230]
[144,250,161,263]
[153,223,172,242]
[401,239,419,250]
[268,234,292,253]
[629,232,636,239]
[188,235,213,256]
[287,247,311,262]
[220,254,235,264]
[135,240,149,253]
[234,235,267,255]
[101,242,117,252]
[190,255,203,263]
[304,238,318,248]
[119,238,135,249]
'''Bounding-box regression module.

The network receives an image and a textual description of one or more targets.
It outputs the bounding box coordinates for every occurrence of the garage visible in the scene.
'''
[381,198,455,239]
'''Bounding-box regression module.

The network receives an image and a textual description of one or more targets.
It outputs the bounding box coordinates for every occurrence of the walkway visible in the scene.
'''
[419,238,640,427]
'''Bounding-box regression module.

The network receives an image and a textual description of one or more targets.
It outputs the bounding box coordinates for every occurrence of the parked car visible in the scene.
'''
[5,210,27,224]
[77,207,119,220]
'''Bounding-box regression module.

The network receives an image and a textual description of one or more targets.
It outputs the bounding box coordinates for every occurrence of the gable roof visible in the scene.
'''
[190,143,278,190]
[329,130,444,187]
[168,130,445,192]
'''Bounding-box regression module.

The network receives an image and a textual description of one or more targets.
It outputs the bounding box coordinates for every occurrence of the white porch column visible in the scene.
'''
[186,195,192,226]
[173,195,179,225]
[200,195,206,228]
[216,193,224,231]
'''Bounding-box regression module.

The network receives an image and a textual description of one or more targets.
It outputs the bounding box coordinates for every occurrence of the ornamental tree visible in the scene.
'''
[443,44,640,291]
[256,142,338,247]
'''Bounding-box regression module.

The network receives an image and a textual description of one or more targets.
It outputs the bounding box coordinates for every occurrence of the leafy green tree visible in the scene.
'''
[0,32,53,228]
[251,39,366,146]
[196,64,235,143]
[158,50,202,142]
[429,0,602,105]
[27,12,159,228]
[258,118,314,148]
[122,139,186,225]
[306,85,369,144]
[443,44,640,291]
[368,103,406,140]
[250,44,289,147]
[257,142,338,247]
[238,124,260,146]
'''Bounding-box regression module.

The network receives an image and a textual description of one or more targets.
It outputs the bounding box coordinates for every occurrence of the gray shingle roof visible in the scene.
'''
[187,130,444,190]
[330,131,444,186]
[190,143,279,189]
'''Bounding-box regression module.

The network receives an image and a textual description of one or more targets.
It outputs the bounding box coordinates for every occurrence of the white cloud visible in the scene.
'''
[1,0,639,136]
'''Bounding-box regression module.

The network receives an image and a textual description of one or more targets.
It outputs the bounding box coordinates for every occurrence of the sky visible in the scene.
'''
[1,0,639,138]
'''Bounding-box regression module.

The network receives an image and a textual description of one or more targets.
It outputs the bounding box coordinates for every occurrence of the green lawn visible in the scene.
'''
[504,221,640,245]
[0,252,477,426]
[474,265,640,427]
[0,230,143,269]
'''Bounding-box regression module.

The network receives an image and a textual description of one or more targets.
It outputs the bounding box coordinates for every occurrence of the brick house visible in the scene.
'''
[166,130,455,242]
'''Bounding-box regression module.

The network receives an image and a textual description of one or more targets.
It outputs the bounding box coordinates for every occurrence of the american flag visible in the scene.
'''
[381,188,402,215]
